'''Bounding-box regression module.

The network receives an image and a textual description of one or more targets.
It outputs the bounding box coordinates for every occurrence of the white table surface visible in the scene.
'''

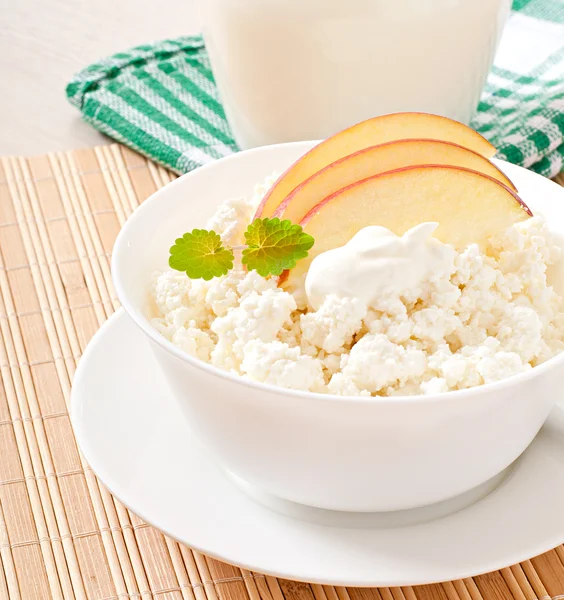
[1,0,202,157]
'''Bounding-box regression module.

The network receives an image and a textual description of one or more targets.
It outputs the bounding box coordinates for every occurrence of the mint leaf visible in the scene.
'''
[169,229,234,280]
[242,218,315,277]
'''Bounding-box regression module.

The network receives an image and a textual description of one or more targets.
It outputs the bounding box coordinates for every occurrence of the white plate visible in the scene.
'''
[72,309,564,587]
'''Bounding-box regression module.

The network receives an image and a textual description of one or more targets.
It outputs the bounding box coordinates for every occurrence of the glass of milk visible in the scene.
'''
[198,0,511,149]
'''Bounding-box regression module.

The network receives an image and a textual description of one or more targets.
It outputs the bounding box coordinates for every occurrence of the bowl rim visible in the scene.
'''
[111,141,564,406]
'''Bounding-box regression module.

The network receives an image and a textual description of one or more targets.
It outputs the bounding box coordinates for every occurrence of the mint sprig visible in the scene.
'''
[169,218,314,279]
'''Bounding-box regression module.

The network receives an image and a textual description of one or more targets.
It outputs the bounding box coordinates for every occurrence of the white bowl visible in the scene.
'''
[111,141,564,513]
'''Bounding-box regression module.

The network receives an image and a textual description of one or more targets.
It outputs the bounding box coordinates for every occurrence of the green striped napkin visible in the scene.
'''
[67,0,564,178]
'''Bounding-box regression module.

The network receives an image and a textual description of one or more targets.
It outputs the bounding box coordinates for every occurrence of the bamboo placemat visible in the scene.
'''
[1,145,564,600]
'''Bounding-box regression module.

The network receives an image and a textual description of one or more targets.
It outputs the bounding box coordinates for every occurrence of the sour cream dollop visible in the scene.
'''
[305,222,456,310]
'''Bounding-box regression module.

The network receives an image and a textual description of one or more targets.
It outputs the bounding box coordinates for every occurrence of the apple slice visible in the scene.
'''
[281,165,531,296]
[255,112,496,219]
[273,139,515,224]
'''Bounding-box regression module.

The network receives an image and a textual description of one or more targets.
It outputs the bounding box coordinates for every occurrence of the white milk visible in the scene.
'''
[199,0,511,149]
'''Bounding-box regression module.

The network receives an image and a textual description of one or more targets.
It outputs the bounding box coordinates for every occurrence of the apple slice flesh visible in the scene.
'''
[281,165,531,296]
[273,139,515,224]
[255,112,496,219]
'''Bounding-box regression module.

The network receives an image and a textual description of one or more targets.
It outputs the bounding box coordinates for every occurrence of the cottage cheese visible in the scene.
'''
[151,181,564,397]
